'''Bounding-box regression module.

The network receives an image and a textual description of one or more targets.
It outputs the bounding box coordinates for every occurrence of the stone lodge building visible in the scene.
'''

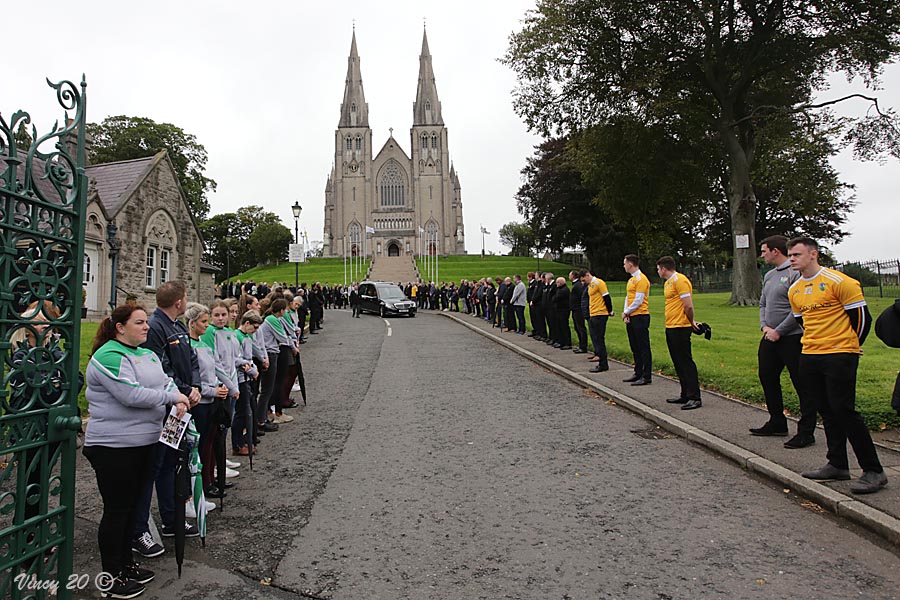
[322,29,466,258]
[83,150,217,315]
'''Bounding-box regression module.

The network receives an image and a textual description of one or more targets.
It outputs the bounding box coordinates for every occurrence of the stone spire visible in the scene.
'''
[412,28,443,125]
[339,30,369,128]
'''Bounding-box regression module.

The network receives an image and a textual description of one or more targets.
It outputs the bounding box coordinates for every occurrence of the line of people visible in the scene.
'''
[81,281,319,598]
[449,238,888,497]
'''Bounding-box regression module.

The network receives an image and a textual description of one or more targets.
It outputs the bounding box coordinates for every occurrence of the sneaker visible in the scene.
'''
[225,459,241,468]
[801,464,851,481]
[160,522,200,538]
[273,413,294,424]
[131,532,164,558]
[749,422,789,436]
[850,470,888,494]
[122,563,155,585]
[185,500,196,519]
[102,576,145,599]
[204,500,217,512]
[222,467,240,478]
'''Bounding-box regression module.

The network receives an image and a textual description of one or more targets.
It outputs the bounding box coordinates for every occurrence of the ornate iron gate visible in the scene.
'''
[1,78,88,599]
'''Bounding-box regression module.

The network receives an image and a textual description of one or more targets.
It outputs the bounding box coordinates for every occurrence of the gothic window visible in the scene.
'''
[145,211,176,289]
[348,222,361,245]
[379,161,406,208]
[425,221,439,256]
[345,136,353,150]
[431,133,438,149]
[425,100,431,111]
[351,103,357,113]
[355,135,362,150]
[421,133,428,149]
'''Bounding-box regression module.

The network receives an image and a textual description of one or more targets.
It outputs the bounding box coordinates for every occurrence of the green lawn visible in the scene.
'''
[232,257,360,287]
[415,255,583,284]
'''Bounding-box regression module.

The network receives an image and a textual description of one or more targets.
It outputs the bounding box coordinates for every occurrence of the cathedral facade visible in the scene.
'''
[322,30,465,258]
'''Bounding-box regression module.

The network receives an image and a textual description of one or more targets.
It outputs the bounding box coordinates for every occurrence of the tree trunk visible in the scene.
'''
[719,121,761,306]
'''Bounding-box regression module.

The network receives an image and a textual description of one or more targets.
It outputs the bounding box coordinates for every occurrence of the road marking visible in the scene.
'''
[387,327,392,337]
[383,319,391,326]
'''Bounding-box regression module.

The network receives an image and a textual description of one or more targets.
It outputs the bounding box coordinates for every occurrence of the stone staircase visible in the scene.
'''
[367,255,419,283]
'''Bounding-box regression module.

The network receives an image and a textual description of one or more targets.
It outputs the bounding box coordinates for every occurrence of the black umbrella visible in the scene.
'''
[173,443,190,577]
[246,392,255,471]
[215,422,227,511]
[295,359,308,406]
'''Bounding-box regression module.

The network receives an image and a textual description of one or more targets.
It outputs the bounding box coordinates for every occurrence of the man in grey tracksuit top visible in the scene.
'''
[751,235,815,446]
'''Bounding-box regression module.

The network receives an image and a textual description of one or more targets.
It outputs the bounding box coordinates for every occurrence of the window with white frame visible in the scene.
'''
[146,246,157,288]
[159,249,170,284]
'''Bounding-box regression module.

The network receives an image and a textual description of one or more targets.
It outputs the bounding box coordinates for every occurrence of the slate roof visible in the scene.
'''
[200,261,220,272]
[85,154,158,218]
[0,152,75,205]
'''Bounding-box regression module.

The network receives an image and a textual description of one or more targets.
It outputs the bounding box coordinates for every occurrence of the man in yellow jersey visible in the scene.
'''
[657,256,702,410]
[787,237,885,494]
[580,268,614,373]
[622,254,652,386]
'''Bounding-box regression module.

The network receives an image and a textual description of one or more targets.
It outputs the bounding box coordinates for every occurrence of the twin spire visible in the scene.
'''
[338,28,443,128]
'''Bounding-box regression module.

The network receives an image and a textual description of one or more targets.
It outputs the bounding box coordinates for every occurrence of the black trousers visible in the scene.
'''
[800,353,882,472]
[530,304,545,337]
[514,305,526,333]
[555,311,572,346]
[505,304,517,331]
[544,307,555,342]
[571,309,588,351]
[665,327,700,401]
[758,334,815,435]
[588,315,609,368]
[626,314,652,380]
[83,444,156,576]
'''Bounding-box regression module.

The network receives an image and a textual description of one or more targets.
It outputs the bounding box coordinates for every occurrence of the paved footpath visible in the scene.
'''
[441,309,900,546]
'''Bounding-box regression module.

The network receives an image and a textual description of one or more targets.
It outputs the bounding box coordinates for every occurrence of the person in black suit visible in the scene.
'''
[552,277,572,349]
[569,270,588,354]
[527,272,543,339]
[503,277,516,332]
[541,273,555,344]
[349,283,361,318]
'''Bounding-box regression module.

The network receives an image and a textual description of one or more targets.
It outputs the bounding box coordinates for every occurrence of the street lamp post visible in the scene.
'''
[292,201,302,290]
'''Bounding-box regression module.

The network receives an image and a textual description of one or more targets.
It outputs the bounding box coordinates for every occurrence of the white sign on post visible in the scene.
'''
[289,243,305,263]
[735,234,750,249]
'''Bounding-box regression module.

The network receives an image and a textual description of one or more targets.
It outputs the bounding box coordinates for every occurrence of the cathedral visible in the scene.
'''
[322,30,465,258]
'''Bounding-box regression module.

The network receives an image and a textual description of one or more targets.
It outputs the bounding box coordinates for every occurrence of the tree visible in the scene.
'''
[498,221,537,256]
[248,222,293,266]
[14,122,32,149]
[516,138,636,279]
[87,116,217,221]
[503,0,900,304]
[200,205,285,279]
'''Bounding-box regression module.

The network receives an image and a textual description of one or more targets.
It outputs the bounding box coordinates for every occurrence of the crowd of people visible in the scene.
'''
[80,280,325,598]
[41,235,894,597]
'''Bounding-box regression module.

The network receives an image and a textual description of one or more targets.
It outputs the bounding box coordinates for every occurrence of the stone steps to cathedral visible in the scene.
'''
[367,255,418,283]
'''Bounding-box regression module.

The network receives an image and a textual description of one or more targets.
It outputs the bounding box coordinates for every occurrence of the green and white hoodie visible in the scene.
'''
[85,339,181,448]
[200,325,240,397]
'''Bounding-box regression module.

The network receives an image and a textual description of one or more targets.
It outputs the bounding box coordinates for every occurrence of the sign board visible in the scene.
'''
[735,234,750,249]
[289,243,305,263]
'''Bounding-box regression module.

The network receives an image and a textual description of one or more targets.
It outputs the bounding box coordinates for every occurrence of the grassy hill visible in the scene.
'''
[230,257,362,287]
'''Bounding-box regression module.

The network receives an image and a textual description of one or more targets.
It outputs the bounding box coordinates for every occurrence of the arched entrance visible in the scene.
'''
[388,242,400,256]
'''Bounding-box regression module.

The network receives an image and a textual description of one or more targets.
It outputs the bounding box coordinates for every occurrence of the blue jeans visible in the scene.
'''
[132,442,176,536]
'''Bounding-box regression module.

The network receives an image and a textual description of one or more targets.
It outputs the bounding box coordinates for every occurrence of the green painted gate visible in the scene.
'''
[0,78,88,599]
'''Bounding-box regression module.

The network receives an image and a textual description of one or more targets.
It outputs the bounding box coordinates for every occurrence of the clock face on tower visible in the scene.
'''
[349,163,359,173]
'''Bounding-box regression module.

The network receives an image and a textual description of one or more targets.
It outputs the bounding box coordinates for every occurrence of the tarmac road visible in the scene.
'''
[71,308,900,599]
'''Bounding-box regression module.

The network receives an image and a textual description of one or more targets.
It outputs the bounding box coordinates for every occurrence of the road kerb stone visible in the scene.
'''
[442,312,900,547]
[746,456,847,513]
[837,500,900,547]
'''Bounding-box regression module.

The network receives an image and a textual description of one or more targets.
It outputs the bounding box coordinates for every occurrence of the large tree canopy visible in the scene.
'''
[200,205,283,280]
[87,116,217,221]
[503,0,900,304]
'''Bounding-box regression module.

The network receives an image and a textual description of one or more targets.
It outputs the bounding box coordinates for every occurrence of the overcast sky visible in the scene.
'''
[12,1,899,261]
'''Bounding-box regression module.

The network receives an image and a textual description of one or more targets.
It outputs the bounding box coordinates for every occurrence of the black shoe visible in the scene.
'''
[784,434,815,449]
[545,340,554,345]
[259,422,279,432]
[102,576,145,599]
[573,348,587,354]
[283,402,300,409]
[589,365,609,373]
[631,379,652,386]
[552,343,562,348]
[123,563,155,585]
[161,522,200,538]
[622,375,641,383]
[559,345,572,350]
[749,422,789,436]
[681,399,702,410]
[256,430,265,437]
[527,333,536,337]
[252,437,262,445]
[205,485,227,499]
[131,532,164,558]
[666,397,688,404]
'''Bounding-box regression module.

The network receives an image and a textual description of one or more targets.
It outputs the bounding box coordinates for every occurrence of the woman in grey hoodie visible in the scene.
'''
[83,305,190,598]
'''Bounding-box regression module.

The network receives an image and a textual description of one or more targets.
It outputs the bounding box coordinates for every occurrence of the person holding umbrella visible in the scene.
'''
[83,305,190,599]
